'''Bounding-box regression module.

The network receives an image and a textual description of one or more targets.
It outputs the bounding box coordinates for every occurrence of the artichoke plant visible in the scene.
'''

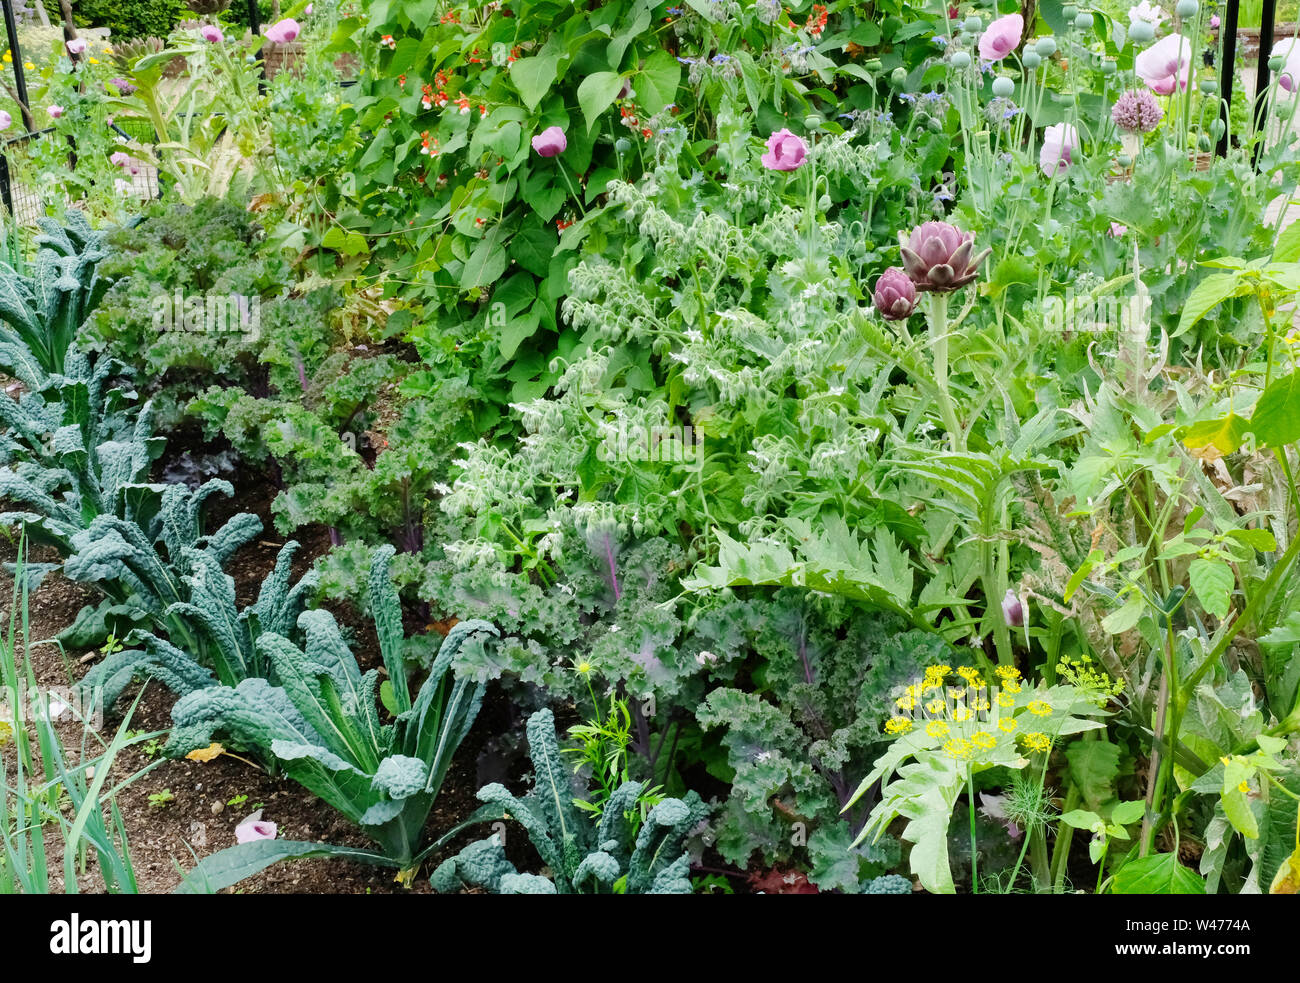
[899,221,990,292]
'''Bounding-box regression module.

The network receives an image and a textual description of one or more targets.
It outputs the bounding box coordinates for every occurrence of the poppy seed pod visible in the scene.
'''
[900,222,991,292]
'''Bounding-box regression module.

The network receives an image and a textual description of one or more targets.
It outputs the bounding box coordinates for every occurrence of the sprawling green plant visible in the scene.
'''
[165,546,497,874]
[696,610,950,891]
[431,707,707,894]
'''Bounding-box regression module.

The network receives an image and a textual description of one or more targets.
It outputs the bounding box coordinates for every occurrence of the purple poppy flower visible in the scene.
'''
[761,128,807,171]
[1002,588,1026,628]
[1040,122,1079,175]
[978,13,1023,61]
[265,18,301,43]
[531,125,567,157]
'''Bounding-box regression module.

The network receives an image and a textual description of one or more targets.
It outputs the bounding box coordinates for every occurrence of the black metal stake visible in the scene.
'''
[1,0,31,131]
[1217,0,1239,156]
[1254,0,1278,167]
[248,0,267,93]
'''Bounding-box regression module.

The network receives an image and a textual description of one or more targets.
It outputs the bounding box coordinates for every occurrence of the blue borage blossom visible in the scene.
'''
[933,34,950,47]
[711,54,732,64]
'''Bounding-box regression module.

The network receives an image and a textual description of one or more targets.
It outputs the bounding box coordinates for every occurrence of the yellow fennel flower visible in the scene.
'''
[1027,700,1053,717]
[969,730,996,750]
[926,720,950,739]
[925,698,946,715]
[997,692,1016,708]
[885,716,914,735]
[1023,732,1051,753]
[943,738,972,760]
[998,718,1018,733]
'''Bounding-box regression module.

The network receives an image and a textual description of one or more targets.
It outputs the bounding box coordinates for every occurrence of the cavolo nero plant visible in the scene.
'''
[166,546,499,879]
[431,707,708,894]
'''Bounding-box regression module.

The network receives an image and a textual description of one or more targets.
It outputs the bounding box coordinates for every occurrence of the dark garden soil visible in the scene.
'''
[0,461,521,894]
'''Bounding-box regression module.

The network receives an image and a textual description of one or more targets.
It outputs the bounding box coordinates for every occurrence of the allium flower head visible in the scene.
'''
[1111,88,1163,132]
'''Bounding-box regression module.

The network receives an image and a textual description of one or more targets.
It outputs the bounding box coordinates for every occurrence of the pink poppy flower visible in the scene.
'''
[265,18,300,43]
[1040,122,1079,175]
[48,105,65,119]
[978,13,1024,62]
[66,38,88,55]
[0,110,10,130]
[1272,39,1300,92]
[760,128,808,171]
[201,25,224,43]
[1001,589,1026,627]
[1135,33,1191,95]
[531,125,567,157]
[1108,222,1128,238]
[235,812,278,843]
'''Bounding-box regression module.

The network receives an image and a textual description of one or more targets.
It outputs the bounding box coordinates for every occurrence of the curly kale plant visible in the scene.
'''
[431,707,708,894]
[167,546,496,874]
[694,601,953,892]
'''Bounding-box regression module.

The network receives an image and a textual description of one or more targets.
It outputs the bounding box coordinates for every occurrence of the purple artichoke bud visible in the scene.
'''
[1002,588,1026,628]
[874,266,918,320]
[900,221,991,292]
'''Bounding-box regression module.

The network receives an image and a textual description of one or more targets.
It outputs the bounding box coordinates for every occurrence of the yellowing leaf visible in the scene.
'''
[186,742,226,763]
[1271,848,1300,894]
[1182,414,1248,456]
